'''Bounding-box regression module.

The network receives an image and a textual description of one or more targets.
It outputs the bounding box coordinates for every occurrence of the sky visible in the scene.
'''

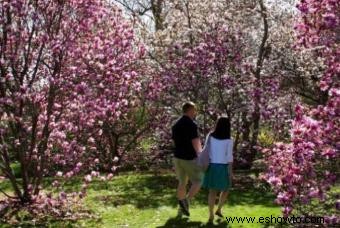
[114,0,299,32]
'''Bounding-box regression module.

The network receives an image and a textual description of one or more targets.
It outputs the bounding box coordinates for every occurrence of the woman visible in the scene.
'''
[202,116,233,223]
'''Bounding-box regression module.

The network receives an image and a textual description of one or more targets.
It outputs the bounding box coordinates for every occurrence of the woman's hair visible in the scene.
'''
[211,116,231,140]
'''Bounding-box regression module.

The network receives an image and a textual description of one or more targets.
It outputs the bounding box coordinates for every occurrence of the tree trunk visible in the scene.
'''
[245,0,269,167]
[151,0,164,31]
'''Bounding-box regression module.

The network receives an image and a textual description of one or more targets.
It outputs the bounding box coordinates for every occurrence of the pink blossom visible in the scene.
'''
[107,173,114,180]
[84,175,92,183]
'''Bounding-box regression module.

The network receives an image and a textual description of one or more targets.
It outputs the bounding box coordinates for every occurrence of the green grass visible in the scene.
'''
[61,170,280,227]
[0,170,281,227]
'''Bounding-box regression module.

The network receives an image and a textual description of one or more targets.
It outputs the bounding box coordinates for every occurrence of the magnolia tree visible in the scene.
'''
[137,0,250,161]
[0,0,95,205]
[0,0,158,213]
[140,0,301,168]
[60,5,163,173]
[263,0,339,223]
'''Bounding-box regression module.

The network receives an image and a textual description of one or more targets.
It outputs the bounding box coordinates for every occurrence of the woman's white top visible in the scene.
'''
[205,135,233,164]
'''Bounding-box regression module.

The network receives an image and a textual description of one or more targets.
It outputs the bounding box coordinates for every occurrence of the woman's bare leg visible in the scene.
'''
[208,189,218,220]
[216,191,229,214]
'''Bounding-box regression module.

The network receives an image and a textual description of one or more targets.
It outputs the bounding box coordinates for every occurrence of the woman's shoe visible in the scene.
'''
[215,210,223,218]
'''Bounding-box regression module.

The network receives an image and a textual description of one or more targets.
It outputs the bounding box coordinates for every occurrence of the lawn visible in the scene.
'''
[0,170,282,227]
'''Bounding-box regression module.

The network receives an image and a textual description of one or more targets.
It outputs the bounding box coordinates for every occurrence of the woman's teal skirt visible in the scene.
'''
[202,163,231,191]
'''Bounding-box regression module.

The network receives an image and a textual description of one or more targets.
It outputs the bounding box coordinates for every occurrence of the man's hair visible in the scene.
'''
[182,101,196,113]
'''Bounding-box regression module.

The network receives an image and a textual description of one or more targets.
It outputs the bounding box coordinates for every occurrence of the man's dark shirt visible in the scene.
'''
[171,115,199,160]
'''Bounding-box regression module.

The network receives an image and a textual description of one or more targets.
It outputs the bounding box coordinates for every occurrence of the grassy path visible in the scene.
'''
[0,170,281,227]
[72,170,280,227]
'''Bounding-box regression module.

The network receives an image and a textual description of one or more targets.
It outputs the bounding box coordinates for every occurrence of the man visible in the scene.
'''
[171,102,203,216]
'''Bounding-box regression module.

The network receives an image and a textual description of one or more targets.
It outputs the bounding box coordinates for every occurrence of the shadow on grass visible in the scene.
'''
[65,170,278,210]
[0,170,278,213]
[156,215,230,228]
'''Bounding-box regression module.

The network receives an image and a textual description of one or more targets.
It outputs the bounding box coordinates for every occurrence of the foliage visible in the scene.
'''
[262,0,339,223]
[0,0,161,208]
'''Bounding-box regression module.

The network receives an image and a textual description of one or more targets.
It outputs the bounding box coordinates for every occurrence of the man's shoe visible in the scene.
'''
[178,199,190,216]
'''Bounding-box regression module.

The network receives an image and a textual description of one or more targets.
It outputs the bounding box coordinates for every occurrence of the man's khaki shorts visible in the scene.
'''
[173,157,203,185]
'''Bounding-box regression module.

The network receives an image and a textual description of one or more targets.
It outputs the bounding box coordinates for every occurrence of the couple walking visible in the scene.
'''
[172,101,233,223]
